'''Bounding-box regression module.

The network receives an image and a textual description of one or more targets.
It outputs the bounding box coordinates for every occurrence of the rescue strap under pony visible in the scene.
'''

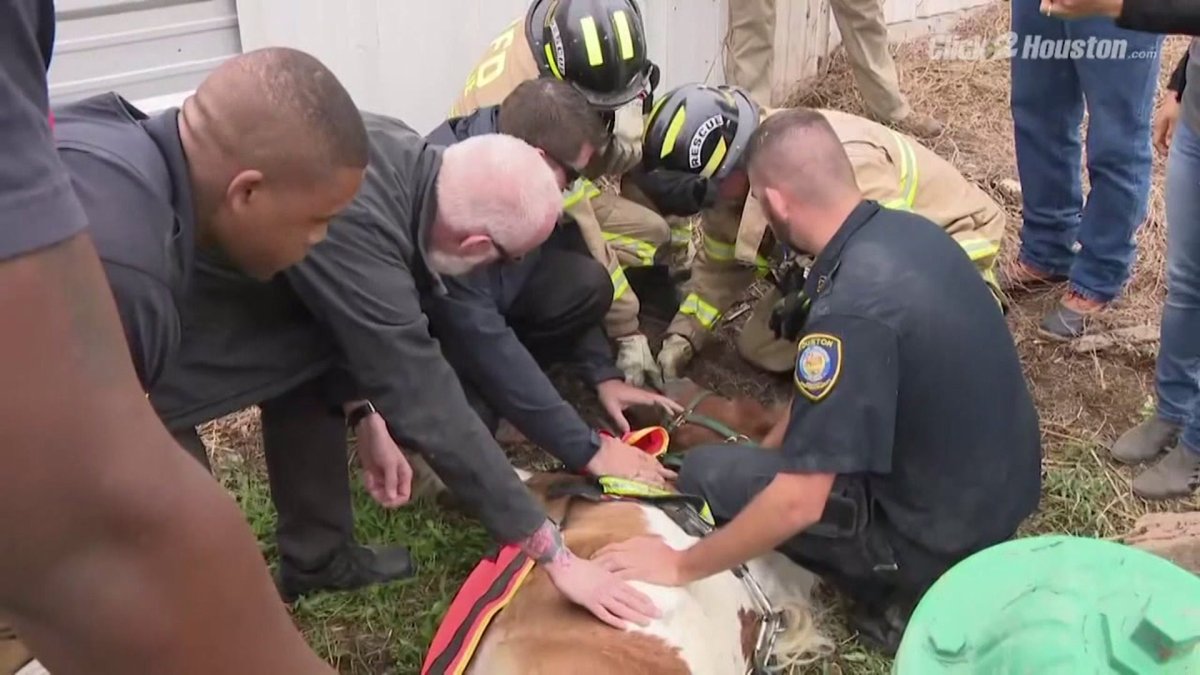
[420,428,783,675]
[419,426,671,675]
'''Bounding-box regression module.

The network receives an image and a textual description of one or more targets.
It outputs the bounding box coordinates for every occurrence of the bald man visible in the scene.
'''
[46,47,414,609]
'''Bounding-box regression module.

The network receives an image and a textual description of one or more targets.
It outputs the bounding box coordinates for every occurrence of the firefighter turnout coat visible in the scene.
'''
[667,107,1009,373]
[449,14,671,339]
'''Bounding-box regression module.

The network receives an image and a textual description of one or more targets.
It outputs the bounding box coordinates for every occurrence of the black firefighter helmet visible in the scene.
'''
[526,0,654,110]
[642,83,761,180]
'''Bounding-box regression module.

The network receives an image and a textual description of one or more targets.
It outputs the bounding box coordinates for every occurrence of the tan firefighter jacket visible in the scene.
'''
[448,15,663,337]
[667,107,1008,349]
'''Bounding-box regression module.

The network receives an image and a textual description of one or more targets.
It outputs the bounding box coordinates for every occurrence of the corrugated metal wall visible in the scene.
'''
[47,0,242,112]
[237,0,993,134]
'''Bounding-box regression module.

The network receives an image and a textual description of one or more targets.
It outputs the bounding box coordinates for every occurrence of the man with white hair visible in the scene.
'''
[279,117,662,629]
[424,78,682,487]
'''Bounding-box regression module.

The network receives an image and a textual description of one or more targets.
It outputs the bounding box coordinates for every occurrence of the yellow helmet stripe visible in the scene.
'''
[645,95,669,135]
[580,17,604,66]
[613,10,635,61]
[700,136,727,178]
[660,107,687,159]
[544,44,563,79]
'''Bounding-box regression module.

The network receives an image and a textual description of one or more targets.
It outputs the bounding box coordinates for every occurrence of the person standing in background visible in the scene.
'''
[1109,44,1200,501]
[1006,1,1163,340]
[724,0,945,138]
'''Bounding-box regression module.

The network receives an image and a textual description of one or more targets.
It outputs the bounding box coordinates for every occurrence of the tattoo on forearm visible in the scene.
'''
[519,519,571,566]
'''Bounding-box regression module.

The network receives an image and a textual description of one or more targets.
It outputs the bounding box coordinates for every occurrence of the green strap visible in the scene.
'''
[665,390,755,444]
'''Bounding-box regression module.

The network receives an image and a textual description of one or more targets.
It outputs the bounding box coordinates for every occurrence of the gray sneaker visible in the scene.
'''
[1132,443,1200,501]
[1110,417,1180,465]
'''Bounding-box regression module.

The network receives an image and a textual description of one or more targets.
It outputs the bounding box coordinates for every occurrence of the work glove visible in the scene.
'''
[627,167,718,217]
[616,333,664,390]
[605,97,646,176]
[655,334,694,380]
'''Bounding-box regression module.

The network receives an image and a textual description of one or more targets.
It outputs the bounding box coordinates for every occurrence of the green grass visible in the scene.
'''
[216,454,490,673]
[211,432,1169,675]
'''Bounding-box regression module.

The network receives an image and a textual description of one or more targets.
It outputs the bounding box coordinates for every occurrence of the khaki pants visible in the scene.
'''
[725,0,909,120]
[737,287,797,374]
[583,190,672,338]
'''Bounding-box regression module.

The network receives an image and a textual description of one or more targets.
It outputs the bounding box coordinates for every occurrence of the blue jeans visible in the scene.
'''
[1157,118,1200,454]
[1010,1,1163,303]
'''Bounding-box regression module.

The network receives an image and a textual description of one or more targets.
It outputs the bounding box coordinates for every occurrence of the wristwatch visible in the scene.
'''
[346,400,377,430]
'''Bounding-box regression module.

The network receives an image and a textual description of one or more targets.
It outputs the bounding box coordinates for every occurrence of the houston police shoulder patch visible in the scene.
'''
[793,333,842,402]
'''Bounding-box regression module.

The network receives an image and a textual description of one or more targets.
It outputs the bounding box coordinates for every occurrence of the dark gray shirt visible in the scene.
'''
[53,93,195,389]
[0,0,88,261]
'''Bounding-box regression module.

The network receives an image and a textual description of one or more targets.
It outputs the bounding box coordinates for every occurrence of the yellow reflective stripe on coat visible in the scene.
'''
[562,178,601,210]
[679,292,721,330]
[881,131,919,211]
[610,265,630,301]
[602,231,658,266]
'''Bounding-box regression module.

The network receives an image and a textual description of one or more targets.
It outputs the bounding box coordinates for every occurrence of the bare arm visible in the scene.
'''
[676,472,835,583]
[0,234,331,675]
[0,5,328,669]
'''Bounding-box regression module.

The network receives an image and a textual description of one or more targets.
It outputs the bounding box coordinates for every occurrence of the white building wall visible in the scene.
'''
[47,0,996,126]
[237,0,993,134]
[48,0,242,113]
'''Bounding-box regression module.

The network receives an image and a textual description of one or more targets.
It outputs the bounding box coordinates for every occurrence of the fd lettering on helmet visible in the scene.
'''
[688,115,724,170]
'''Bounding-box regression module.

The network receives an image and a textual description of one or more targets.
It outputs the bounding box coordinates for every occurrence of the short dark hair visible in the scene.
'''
[498,77,606,166]
[251,47,369,171]
[191,47,369,182]
[745,108,857,204]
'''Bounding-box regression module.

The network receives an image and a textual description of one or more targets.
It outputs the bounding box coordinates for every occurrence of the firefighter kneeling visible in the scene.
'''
[631,83,1010,377]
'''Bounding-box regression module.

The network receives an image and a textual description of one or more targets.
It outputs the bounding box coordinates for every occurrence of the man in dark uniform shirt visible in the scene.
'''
[594,109,1043,654]
[0,2,335,673]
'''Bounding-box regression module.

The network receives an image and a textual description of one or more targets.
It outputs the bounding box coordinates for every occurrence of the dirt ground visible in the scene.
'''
[202,3,1199,672]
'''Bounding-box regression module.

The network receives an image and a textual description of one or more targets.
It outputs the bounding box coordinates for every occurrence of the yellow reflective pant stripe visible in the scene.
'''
[679,293,721,330]
[882,130,919,211]
[703,235,737,261]
[706,234,772,277]
[603,231,658,266]
[958,238,1001,262]
[670,222,693,245]
[611,265,630,301]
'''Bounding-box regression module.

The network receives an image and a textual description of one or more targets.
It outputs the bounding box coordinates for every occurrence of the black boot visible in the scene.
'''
[277,543,415,603]
[845,589,921,656]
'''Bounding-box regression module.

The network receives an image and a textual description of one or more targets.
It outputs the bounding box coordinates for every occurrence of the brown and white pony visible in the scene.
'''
[466,383,825,674]
[466,469,829,674]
